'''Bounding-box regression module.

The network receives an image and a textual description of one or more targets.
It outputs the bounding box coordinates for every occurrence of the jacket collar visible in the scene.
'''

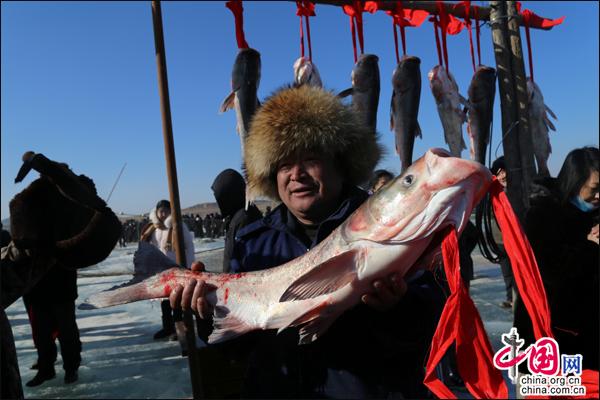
[237,185,368,243]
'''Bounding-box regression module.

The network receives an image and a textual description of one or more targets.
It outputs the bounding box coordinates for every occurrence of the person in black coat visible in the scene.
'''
[514,146,599,371]
[211,169,262,273]
[24,266,81,387]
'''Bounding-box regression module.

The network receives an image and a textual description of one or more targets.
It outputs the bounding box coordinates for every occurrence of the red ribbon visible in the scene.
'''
[296,1,315,60]
[455,1,476,72]
[342,1,365,63]
[225,0,249,49]
[424,176,600,398]
[384,1,429,61]
[424,224,508,399]
[474,5,481,66]
[516,2,565,83]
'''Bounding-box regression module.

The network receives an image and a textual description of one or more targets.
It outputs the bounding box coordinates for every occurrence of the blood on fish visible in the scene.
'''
[224,288,230,304]
[159,270,176,284]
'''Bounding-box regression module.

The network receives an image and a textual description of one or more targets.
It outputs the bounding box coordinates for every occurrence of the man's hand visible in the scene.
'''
[361,272,408,312]
[169,261,214,319]
[588,224,599,244]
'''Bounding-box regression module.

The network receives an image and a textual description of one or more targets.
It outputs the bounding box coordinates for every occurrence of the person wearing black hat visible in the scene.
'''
[140,199,195,340]
[211,169,262,273]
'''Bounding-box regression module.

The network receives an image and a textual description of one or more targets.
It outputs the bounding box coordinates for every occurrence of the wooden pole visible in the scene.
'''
[302,0,557,30]
[150,1,204,398]
[489,1,526,222]
[506,1,536,207]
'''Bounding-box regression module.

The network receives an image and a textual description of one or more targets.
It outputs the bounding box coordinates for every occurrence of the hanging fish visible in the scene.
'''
[219,48,262,155]
[467,66,496,165]
[81,149,492,345]
[338,54,381,133]
[526,78,557,177]
[389,56,422,172]
[428,65,468,158]
[293,56,323,88]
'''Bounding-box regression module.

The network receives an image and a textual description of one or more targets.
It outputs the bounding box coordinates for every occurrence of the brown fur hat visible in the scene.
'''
[244,85,383,200]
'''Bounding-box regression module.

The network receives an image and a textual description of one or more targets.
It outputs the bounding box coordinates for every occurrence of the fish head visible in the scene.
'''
[427,65,447,101]
[343,148,491,244]
[526,77,541,102]
[468,66,496,102]
[294,57,322,87]
[232,48,262,89]
[351,54,379,90]
[391,56,421,92]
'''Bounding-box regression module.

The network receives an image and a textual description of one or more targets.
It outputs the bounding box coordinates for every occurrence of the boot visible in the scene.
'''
[64,369,78,384]
[26,368,56,387]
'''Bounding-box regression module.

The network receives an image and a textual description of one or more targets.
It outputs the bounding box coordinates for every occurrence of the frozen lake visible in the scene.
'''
[6,241,516,399]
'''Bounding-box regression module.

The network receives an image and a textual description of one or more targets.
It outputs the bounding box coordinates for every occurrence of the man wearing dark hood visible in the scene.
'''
[211,169,262,272]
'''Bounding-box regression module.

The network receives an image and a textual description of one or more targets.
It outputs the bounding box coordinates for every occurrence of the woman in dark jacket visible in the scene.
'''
[514,146,599,370]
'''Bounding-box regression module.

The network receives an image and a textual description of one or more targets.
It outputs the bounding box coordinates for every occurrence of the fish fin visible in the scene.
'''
[337,88,353,98]
[414,121,422,138]
[298,314,339,345]
[390,93,396,131]
[275,299,331,335]
[459,94,469,107]
[545,104,557,120]
[133,241,180,281]
[208,305,250,344]
[544,115,556,132]
[279,251,358,302]
[219,91,236,113]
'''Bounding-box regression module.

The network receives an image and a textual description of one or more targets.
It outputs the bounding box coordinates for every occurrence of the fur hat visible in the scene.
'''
[244,85,383,200]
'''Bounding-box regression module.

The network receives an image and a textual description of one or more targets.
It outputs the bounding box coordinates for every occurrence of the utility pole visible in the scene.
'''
[489,1,526,222]
[150,1,204,398]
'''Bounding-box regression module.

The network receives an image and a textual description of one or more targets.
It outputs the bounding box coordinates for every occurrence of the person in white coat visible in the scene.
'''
[140,199,195,339]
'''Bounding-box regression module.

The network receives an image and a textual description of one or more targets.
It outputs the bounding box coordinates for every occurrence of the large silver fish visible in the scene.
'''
[83,149,492,345]
[527,78,557,177]
[338,54,381,133]
[428,65,468,158]
[219,48,262,155]
[467,66,496,165]
[390,56,422,172]
[293,56,323,88]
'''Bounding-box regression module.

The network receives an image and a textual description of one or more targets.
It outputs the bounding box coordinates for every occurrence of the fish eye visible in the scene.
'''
[402,175,414,187]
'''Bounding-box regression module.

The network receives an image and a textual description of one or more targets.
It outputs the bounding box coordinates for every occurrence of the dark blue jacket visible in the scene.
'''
[228,186,445,398]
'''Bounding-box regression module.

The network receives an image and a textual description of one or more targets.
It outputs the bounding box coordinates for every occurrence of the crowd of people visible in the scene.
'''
[119,212,228,247]
[1,84,598,399]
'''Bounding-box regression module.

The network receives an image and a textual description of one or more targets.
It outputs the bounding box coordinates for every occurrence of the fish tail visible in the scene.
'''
[80,281,154,309]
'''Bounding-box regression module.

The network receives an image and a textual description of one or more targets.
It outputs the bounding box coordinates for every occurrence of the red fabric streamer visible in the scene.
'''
[517,2,565,29]
[225,0,249,49]
[424,226,509,399]
[455,1,476,72]
[474,5,481,66]
[296,1,315,60]
[431,1,465,73]
[489,179,553,339]
[431,16,443,68]
[489,179,598,397]
[343,1,365,63]
[385,2,429,61]
[516,0,566,81]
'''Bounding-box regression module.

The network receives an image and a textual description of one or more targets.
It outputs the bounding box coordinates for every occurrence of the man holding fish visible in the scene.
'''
[172,85,447,398]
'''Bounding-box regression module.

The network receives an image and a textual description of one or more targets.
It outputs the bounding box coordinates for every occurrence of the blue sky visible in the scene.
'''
[1,1,598,219]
